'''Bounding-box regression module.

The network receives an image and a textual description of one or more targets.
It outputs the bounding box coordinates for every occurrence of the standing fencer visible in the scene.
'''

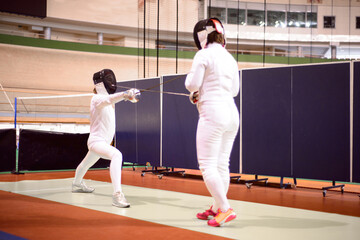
[72,69,140,208]
[185,18,239,227]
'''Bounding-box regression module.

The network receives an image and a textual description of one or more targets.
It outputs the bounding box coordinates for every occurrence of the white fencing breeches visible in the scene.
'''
[74,141,123,193]
[196,100,239,212]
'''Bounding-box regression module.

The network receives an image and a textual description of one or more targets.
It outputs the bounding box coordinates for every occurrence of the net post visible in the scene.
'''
[13,97,23,174]
[14,97,17,129]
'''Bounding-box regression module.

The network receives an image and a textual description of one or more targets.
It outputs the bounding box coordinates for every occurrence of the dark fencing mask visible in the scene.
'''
[193,18,225,50]
[93,69,117,95]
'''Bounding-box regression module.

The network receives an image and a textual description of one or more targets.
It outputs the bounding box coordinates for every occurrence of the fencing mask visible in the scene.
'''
[93,69,117,95]
[193,18,225,50]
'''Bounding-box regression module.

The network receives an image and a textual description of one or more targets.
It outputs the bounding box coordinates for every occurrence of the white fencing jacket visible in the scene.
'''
[185,43,239,103]
[88,91,127,146]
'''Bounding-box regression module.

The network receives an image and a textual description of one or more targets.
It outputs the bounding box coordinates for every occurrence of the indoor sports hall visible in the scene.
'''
[1,1,360,239]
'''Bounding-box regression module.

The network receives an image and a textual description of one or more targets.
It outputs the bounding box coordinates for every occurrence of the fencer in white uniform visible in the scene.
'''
[72,69,140,208]
[185,18,239,227]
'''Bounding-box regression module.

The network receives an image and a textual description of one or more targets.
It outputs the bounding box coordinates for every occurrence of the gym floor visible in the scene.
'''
[0,168,359,240]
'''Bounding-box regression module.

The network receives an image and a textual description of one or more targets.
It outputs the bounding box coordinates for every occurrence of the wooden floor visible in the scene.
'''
[0,168,359,240]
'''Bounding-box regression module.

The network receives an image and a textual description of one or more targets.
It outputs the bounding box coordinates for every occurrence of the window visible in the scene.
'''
[207,2,317,29]
[267,11,286,28]
[324,16,335,28]
[356,17,360,29]
[227,8,246,25]
[306,12,317,28]
[247,9,265,26]
[208,7,226,23]
[287,12,306,28]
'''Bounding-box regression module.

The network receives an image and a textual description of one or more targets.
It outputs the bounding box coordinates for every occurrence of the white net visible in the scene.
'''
[15,93,94,128]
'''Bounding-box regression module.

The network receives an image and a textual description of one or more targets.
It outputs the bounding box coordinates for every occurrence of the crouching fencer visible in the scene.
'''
[185,18,239,227]
[72,69,140,208]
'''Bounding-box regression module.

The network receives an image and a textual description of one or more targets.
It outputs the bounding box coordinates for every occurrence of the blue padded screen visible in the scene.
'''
[292,63,350,181]
[242,67,292,176]
[115,78,161,166]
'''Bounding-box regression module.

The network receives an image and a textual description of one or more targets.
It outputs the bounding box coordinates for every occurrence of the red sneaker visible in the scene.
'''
[196,206,216,220]
[207,208,236,227]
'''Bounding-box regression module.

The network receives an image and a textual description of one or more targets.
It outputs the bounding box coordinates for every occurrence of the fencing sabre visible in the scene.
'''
[117,74,190,97]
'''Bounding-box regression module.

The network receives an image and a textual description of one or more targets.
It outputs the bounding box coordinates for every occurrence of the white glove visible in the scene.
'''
[124,88,141,103]
[189,91,199,104]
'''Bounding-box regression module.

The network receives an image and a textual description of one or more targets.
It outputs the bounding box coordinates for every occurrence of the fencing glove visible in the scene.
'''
[124,88,141,103]
[189,91,199,104]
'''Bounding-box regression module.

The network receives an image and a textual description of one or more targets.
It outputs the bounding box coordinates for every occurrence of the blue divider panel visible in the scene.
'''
[162,75,198,169]
[115,81,137,164]
[162,74,240,172]
[242,67,292,176]
[18,129,108,171]
[115,78,161,166]
[353,61,360,183]
[0,129,16,172]
[231,91,241,174]
[292,63,350,181]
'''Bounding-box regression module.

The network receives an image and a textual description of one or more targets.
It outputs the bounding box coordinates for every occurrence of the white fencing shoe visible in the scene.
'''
[112,192,130,208]
[72,181,95,193]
